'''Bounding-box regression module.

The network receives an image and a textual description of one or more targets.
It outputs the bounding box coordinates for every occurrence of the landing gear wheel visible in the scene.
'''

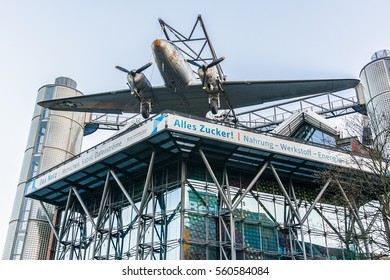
[141,103,150,119]
[210,98,218,114]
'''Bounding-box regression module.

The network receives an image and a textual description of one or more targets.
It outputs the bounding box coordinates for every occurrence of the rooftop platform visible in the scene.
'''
[25,112,357,207]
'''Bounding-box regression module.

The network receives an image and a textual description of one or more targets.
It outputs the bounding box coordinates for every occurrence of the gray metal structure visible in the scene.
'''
[25,112,383,260]
[2,77,86,260]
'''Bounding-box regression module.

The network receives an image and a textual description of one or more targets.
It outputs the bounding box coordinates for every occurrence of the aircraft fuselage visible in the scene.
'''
[152,39,195,89]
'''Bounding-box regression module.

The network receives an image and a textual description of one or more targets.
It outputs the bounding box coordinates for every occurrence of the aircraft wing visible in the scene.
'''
[219,78,360,109]
[38,78,359,117]
[37,85,212,116]
[37,88,160,114]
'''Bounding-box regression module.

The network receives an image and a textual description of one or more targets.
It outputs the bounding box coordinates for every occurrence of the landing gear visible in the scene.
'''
[140,99,151,119]
[141,102,150,118]
[210,98,218,114]
[208,93,220,115]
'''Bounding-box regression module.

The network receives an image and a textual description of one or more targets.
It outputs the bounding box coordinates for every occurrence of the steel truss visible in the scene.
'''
[40,149,380,260]
[158,14,225,82]
[83,16,363,134]
[234,90,363,132]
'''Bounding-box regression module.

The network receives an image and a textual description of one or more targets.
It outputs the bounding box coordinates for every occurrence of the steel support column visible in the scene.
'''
[39,201,60,241]
[110,170,140,215]
[301,179,331,225]
[223,166,236,260]
[199,149,232,211]
[135,151,156,260]
[232,162,269,211]
[199,149,235,259]
[92,171,111,258]
[288,181,307,260]
[55,188,73,260]
[180,160,186,260]
[336,179,371,259]
[72,187,96,231]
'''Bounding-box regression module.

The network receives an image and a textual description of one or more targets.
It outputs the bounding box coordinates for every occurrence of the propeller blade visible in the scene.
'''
[185,59,201,68]
[207,56,225,69]
[202,74,207,90]
[115,65,131,73]
[135,62,153,74]
[130,78,135,95]
[117,63,151,96]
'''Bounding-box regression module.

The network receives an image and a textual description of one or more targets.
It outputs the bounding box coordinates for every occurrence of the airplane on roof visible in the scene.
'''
[38,20,360,120]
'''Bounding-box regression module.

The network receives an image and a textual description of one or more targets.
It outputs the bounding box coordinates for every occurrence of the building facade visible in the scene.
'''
[25,112,382,260]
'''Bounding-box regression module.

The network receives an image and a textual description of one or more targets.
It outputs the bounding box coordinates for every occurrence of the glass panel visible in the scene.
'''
[292,123,336,146]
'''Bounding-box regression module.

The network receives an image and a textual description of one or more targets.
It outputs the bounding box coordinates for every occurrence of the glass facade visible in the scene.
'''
[291,123,336,147]
[52,160,373,260]
[2,78,86,260]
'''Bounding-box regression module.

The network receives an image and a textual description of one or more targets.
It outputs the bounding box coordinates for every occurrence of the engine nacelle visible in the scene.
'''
[127,72,152,93]
[198,67,218,92]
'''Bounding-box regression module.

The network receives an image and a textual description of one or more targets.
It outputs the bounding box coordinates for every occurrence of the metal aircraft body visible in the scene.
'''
[39,38,359,119]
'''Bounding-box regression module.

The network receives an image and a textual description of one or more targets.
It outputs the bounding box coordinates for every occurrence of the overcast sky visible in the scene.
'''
[1,0,390,256]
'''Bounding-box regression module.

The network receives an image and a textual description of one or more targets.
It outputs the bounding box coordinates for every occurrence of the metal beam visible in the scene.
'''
[336,179,371,259]
[92,171,111,258]
[136,151,156,260]
[232,161,269,211]
[180,160,186,260]
[39,201,59,241]
[270,163,301,221]
[139,151,156,213]
[110,169,140,215]
[289,180,307,260]
[55,188,73,260]
[249,190,279,225]
[223,167,236,260]
[198,148,232,212]
[72,187,97,230]
[314,207,348,245]
[301,178,331,225]
[366,208,380,233]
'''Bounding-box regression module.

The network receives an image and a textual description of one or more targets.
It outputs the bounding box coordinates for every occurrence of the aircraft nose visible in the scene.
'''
[153,39,162,47]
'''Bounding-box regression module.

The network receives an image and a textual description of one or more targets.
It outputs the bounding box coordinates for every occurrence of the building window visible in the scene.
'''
[292,124,336,147]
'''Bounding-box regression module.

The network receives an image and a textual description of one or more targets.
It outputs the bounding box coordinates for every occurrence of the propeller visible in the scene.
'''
[186,57,225,89]
[207,56,225,69]
[115,62,153,94]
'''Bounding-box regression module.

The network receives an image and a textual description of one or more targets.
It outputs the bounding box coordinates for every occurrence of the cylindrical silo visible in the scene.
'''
[359,50,390,149]
[2,77,86,259]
